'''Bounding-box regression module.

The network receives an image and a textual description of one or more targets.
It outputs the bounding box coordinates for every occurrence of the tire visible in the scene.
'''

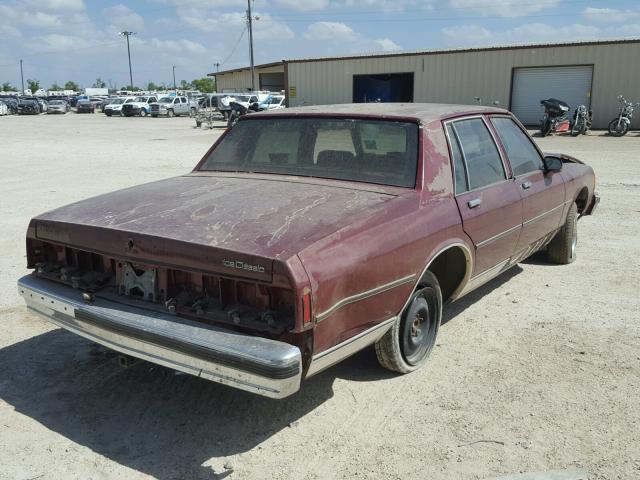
[608,118,629,137]
[540,117,552,137]
[375,271,442,374]
[196,120,202,127]
[570,118,584,137]
[167,109,174,118]
[151,114,158,118]
[139,109,147,117]
[546,202,578,264]
[106,112,112,117]
[227,111,239,128]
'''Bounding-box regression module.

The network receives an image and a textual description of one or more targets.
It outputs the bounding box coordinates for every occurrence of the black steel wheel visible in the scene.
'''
[570,118,584,137]
[375,271,442,374]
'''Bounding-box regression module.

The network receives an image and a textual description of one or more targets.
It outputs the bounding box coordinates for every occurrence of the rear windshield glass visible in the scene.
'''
[198,118,419,187]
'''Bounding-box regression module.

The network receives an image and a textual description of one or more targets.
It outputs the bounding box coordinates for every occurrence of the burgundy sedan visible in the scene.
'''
[18,104,598,398]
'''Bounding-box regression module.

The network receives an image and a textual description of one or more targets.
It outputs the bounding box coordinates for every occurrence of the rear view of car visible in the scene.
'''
[47,100,68,114]
[76,100,95,113]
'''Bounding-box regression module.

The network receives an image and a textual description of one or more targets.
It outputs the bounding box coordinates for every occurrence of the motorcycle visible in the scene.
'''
[570,104,593,137]
[608,95,636,137]
[227,101,266,128]
[540,98,570,136]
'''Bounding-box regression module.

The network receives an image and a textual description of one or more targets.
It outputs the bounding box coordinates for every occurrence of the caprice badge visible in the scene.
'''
[222,259,266,273]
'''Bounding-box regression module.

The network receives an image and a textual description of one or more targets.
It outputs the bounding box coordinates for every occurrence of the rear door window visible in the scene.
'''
[450,118,506,190]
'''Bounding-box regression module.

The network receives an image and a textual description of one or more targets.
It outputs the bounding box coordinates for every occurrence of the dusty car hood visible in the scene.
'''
[33,174,395,263]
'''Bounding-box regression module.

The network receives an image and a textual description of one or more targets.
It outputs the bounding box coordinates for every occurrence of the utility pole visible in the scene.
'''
[119,31,135,90]
[19,59,24,93]
[172,65,176,92]
[246,0,255,91]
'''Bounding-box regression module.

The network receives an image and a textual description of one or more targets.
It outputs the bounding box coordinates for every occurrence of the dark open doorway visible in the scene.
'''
[353,73,414,103]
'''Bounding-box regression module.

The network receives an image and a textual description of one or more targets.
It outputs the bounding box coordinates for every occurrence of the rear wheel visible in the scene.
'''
[547,202,578,264]
[375,271,442,374]
[608,118,629,137]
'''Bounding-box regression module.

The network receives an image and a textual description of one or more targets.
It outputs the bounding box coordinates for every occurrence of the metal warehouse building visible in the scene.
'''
[210,38,640,128]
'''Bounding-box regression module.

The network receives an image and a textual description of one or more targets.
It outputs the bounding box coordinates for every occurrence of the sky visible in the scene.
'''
[1,0,639,90]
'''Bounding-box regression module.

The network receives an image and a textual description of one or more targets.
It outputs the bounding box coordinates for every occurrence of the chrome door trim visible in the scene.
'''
[306,316,397,377]
[523,200,570,226]
[315,274,416,323]
[475,224,521,248]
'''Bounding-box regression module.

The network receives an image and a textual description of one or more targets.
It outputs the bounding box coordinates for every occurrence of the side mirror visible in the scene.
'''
[544,156,563,173]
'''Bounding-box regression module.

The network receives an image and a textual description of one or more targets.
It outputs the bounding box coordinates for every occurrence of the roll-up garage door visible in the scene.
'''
[510,66,593,126]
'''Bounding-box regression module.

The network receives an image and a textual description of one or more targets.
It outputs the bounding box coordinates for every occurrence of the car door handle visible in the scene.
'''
[521,181,533,190]
[467,198,482,209]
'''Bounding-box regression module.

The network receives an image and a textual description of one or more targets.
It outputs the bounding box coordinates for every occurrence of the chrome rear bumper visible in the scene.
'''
[18,275,302,398]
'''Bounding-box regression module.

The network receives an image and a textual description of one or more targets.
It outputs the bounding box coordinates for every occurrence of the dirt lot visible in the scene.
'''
[0,113,638,480]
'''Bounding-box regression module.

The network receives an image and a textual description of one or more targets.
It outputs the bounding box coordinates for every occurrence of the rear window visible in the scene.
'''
[198,118,419,187]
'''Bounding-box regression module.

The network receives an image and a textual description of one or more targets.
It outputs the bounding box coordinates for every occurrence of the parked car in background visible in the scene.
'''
[266,94,286,109]
[17,103,598,399]
[17,98,40,115]
[0,101,8,116]
[103,97,135,116]
[149,96,196,117]
[0,97,18,114]
[100,97,119,112]
[121,96,157,117]
[36,98,48,113]
[76,99,96,113]
[47,100,69,114]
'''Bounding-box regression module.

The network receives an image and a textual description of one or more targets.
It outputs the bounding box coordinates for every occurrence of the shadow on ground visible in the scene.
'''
[0,265,523,479]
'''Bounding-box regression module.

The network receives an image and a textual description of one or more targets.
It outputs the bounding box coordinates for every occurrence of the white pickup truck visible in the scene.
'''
[149,96,197,117]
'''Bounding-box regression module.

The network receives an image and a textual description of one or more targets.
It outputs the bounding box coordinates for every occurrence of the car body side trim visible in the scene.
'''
[306,316,396,377]
[315,274,416,323]
[523,200,572,226]
[476,224,521,248]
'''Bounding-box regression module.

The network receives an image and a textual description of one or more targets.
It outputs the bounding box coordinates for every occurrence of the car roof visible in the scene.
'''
[254,102,508,123]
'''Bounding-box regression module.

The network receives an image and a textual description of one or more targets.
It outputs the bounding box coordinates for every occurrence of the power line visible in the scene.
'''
[221,27,248,67]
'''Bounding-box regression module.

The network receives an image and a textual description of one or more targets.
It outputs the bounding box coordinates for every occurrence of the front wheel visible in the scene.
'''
[166,109,174,118]
[540,117,552,137]
[570,118,584,137]
[375,271,442,374]
[547,202,578,264]
[608,118,629,137]
[139,109,147,117]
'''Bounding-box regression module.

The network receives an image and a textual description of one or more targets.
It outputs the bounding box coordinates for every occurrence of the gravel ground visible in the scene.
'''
[0,113,638,480]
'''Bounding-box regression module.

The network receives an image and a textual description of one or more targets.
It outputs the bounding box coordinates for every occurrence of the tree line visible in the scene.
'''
[1,77,216,93]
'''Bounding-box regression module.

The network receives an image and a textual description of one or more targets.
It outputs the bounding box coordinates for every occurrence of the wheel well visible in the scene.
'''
[575,187,589,214]
[426,246,469,302]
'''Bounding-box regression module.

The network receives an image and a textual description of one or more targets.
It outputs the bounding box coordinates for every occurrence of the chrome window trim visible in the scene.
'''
[444,115,512,198]
[315,273,416,323]
[443,122,470,194]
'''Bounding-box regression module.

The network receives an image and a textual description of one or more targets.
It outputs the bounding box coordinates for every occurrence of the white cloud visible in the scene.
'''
[582,7,639,23]
[149,38,207,54]
[304,21,359,41]
[442,22,601,46]
[103,4,145,31]
[441,24,492,41]
[274,0,330,11]
[23,0,85,12]
[449,0,559,18]
[178,10,293,41]
[375,37,402,51]
[339,0,433,13]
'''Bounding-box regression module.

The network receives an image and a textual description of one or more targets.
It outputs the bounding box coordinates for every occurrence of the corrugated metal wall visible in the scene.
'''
[215,65,284,93]
[287,42,640,129]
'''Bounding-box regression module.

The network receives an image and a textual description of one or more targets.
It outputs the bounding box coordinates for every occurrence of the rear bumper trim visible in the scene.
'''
[18,274,302,398]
